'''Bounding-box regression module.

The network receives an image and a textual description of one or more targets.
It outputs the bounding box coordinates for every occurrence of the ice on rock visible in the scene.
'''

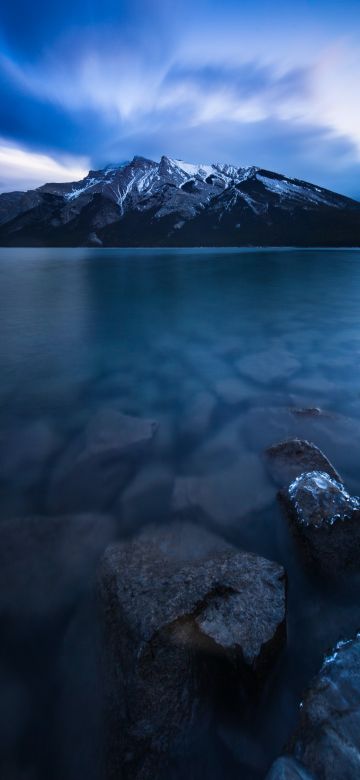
[288,471,360,528]
[281,469,360,572]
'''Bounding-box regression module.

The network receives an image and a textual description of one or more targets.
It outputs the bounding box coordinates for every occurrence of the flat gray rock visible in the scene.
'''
[265,757,314,779]
[98,522,286,780]
[265,438,342,487]
[282,471,360,572]
[290,634,360,779]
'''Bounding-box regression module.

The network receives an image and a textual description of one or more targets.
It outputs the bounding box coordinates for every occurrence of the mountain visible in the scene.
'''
[0,155,359,247]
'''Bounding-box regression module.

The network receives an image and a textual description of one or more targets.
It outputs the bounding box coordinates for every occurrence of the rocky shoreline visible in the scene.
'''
[1,404,360,779]
[92,426,360,778]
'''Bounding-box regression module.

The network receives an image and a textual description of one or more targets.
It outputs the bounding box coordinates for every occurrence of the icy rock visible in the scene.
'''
[265,756,314,779]
[289,634,360,779]
[265,438,341,488]
[47,409,158,512]
[98,522,286,780]
[282,471,360,572]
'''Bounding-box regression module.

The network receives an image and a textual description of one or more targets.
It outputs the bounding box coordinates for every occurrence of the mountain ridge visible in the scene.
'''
[0,155,359,247]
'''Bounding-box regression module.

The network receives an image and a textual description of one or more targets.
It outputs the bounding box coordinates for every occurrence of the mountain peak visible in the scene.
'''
[1,154,359,247]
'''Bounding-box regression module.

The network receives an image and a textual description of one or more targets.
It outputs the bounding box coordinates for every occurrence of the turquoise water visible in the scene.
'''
[1,247,360,779]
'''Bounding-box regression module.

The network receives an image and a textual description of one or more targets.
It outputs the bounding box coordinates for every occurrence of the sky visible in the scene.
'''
[1,0,360,196]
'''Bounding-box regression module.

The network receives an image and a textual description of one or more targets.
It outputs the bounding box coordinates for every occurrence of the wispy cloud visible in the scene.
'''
[1,0,360,196]
[0,140,88,192]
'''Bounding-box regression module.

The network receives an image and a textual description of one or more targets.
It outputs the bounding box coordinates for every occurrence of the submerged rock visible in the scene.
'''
[235,349,300,384]
[0,513,116,621]
[180,391,217,439]
[172,454,274,529]
[290,633,360,779]
[290,407,324,418]
[0,418,60,489]
[282,471,360,572]
[47,409,158,512]
[98,523,286,780]
[265,756,314,779]
[214,377,250,405]
[119,462,174,532]
[265,438,341,488]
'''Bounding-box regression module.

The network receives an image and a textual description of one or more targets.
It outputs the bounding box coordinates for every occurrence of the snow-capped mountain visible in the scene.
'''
[0,155,359,246]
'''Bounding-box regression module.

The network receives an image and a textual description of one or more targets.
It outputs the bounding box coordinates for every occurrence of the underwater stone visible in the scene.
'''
[172,454,274,530]
[0,513,116,622]
[47,409,158,513]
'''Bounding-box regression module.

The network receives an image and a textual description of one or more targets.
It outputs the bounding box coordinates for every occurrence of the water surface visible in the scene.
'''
[1,247,360,779]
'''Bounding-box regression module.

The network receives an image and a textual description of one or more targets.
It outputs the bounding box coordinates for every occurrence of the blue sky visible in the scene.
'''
[1,0,360,196]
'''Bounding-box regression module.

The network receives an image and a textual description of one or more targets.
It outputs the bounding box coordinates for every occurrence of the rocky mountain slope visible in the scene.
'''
[0,155,359,246]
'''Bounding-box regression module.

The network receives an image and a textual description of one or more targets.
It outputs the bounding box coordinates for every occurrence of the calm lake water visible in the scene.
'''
[1,247,360,779]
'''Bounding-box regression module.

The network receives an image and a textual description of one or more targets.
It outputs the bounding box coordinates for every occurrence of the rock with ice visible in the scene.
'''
[288,633,360,779]
[282,470,360,572]
[98,522,286,780]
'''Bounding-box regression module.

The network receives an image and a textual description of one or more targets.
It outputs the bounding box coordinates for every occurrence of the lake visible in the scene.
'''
[1,247,360,779]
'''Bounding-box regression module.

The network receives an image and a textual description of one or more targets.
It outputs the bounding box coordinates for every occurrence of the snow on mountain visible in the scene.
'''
[0,153,359,247]
[42,154,343,217]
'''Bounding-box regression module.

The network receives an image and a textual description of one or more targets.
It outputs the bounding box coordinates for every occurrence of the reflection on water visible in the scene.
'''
[1,247,360,779]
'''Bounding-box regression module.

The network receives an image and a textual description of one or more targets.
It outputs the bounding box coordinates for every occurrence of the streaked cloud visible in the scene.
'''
[0,141,89,192]
[1,0,360,196]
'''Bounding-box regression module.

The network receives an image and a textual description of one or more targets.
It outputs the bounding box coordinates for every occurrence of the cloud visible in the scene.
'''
[1,0,360,197]
[0,141,88,192]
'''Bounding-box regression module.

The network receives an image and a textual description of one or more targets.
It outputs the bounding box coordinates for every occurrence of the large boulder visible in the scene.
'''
[281,470,360,572]
[98,522,286,780]
[47,408,158,512]
[265,438,341,488]
[290,634,360,779]
[265,756,314,779]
